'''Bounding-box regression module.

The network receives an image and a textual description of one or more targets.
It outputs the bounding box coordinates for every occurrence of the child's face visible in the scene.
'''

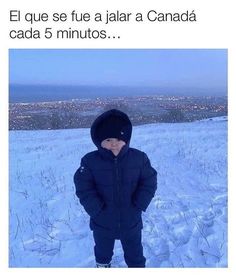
[101,138,126,156]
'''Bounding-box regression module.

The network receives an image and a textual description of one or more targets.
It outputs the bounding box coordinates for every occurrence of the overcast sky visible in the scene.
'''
[9,49,227,93]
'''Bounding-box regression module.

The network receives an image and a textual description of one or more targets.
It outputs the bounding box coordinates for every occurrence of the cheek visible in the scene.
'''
[121,142,126,148]
[104,143,111,150]
[118,144,124,151]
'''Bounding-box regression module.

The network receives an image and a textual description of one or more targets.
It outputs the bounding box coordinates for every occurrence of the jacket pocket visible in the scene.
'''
[92,206,114,230]
[121,204,142,230]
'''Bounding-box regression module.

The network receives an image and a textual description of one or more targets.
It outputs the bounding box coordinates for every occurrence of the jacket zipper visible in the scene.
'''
[114,157,121,231]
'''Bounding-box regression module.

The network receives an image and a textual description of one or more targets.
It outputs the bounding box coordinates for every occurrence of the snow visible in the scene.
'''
[9,117,227,267]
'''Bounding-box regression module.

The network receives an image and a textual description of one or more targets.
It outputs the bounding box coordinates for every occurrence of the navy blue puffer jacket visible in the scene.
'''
[74,109,157,238]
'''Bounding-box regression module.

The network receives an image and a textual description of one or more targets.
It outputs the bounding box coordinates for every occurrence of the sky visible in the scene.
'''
[9,49,227,93]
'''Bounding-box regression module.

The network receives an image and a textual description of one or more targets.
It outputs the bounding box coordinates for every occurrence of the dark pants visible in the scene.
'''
[93,230,146,267]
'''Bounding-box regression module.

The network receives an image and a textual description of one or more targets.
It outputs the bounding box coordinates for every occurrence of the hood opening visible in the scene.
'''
[90,109,132,148]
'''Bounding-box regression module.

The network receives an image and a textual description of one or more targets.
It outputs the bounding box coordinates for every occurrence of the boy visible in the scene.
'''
[74,109,157,267]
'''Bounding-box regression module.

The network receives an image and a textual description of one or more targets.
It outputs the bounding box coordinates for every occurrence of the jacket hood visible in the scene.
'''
[90,109,132,148]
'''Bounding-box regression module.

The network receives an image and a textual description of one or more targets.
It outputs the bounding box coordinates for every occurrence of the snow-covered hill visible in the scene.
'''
[9,117,227,267]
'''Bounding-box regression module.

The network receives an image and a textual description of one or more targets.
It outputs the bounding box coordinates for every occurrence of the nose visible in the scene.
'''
[111,140,118,147]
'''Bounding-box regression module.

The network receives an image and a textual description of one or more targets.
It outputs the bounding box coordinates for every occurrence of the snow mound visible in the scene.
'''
[9,118,227,267]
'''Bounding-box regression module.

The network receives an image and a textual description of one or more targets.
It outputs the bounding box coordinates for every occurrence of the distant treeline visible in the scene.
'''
[9,106,226,130]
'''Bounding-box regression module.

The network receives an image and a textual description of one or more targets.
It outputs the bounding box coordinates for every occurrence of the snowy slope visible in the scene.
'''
[9,117,228,267]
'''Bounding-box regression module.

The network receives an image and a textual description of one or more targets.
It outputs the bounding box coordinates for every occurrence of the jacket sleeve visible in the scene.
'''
[74,157,104,218]
[133,153,157,212]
